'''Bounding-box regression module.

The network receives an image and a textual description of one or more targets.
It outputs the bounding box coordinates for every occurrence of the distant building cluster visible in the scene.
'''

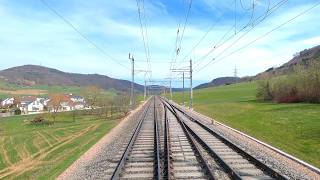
[0,94,86,115]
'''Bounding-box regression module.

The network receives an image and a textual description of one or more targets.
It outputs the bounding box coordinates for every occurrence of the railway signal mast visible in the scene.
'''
[171,59,193,109]
[129,53,151,107]
[129,53,134,108]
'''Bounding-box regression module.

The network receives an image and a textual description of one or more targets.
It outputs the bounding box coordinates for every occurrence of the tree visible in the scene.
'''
[14,108,21,115]
[48,93,64,123]
[81,86,102,114]
[13,96,21,108]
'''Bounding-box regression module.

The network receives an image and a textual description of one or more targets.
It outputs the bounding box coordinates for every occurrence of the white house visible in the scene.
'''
[70,95,85,103]
[60,101,73,111]
[1,98,15,107]
[74,102,85,110]
[43,98,50,106]
[27,98,45,112]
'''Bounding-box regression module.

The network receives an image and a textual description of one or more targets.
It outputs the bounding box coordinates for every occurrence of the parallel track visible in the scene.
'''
[163,101,213,179]
[108,96,289,179]
[161,97,288,180]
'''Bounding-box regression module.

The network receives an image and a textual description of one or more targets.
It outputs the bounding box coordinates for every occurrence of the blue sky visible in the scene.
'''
[0,0,320,87]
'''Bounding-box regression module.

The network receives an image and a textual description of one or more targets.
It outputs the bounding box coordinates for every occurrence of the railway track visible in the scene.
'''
[163,100,213,179]
[161,97,287,180]
[109,96,289,179]
[110,97,161,179]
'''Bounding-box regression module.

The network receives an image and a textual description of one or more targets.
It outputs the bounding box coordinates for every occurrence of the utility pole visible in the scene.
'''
[234,65,238,78]
[144,79,147,101]
[129,53,134,108]
[190,59,193,110]
[170,79,172,101]
[182,72,185,106]
[171,68,190,107]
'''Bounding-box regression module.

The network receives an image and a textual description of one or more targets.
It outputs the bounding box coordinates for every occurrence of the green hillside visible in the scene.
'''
[0,79,116,99]
[171,82,320,168]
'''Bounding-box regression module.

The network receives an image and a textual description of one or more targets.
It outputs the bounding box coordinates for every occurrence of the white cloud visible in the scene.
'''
[0,0,320,86]
[302,36,320,46]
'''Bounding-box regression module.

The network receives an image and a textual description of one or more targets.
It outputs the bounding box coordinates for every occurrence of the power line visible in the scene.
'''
[168,0,193,94]
[195,0,320,74]
[136,0,152,80]
[141,0,152,79]
[39,0,130,70]
[176,0,193,56]
[193,0,287,70]
[176,0,236,67]
[169,0,193,71]
[239,0,255,11]
[184,0,264,69]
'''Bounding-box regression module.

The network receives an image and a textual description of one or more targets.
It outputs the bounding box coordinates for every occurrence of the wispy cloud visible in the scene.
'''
[0,0,319,86]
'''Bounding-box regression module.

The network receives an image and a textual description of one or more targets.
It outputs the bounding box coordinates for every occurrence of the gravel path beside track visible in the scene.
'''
[57,101,148,180]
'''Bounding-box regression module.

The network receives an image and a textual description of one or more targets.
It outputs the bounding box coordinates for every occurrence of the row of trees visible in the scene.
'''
[257,61,320,103]
[47,86,132,123]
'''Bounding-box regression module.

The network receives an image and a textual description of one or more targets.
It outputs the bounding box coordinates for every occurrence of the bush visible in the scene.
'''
[14,108,21,115]
[256,80,273,101]
[257,60,320,103]
[31,115,45,124]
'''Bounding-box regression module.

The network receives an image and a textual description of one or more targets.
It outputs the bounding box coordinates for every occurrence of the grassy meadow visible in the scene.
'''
[0,112,122,179]
[171,82,320,168]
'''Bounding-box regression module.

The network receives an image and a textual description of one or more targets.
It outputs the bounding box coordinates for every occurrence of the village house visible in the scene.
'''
[60,100,73,111]
[1,97,15,107]
[70,95,85,103]
[48,94,85,112]
[1,94,86,114]
[27,98,46,112]
[70,95,85,110]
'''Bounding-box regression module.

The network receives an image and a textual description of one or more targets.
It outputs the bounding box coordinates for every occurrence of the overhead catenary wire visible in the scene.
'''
[39,0,130,70]
[194,0,320,74]
[192,0,287,70]
[167,0,193,94]
[239,0,255,11]
[141,0,152,79]
[136,0,152,81]
[176,0,236,66]
[176,0,193,56]
[169,0,193,72]
[177,0,262,70]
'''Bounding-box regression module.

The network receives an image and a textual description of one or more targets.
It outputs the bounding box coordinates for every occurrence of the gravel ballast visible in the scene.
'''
[58,98,320,179]
[174,102,320,180]
[57,101,148,180]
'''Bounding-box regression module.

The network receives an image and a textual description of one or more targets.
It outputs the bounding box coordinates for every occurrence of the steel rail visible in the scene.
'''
[162,99,215,179]
[163,104,171,180]
[167,100,288,180]
[111,100,152,180]
[154,97,161,180]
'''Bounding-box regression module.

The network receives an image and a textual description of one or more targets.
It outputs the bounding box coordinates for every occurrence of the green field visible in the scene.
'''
[171,82,320,168]
[0,112,122,179]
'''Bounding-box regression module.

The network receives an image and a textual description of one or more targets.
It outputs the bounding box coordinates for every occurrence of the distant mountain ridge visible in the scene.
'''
[195,77,240,89]
[0,65,144,92]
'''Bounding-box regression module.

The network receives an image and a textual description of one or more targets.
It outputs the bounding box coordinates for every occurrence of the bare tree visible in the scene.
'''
[13,96,21,108]
[81,86,102,114]
[48,94,64,123]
